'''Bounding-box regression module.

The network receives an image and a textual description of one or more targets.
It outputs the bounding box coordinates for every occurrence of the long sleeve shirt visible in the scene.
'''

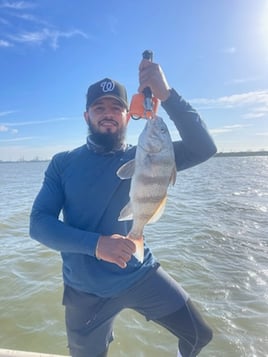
[29,89,217,297]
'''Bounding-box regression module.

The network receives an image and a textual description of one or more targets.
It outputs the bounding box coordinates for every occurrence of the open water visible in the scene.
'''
[0,156,267,357]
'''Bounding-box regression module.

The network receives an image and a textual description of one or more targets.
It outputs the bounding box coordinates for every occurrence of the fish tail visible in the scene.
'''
[128,235,144,263]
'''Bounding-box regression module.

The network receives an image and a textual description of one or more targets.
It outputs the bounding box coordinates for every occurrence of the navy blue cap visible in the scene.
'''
[86,78,128,110]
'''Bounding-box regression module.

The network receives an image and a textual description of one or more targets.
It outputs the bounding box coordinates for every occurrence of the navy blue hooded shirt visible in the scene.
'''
[29,89,217,297]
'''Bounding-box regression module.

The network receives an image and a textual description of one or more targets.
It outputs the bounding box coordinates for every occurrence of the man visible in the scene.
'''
[30,58,217,357]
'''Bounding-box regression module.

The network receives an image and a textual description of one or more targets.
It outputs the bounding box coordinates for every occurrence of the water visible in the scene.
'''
[0,157,267,357]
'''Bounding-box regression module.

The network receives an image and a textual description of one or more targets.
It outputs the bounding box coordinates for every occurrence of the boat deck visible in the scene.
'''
[0,350,68,357]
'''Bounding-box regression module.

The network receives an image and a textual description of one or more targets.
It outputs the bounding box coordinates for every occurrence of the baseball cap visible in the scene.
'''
[86,78,128,110]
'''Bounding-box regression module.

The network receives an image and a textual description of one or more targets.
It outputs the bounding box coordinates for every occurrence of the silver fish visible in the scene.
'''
[117,115,177,262]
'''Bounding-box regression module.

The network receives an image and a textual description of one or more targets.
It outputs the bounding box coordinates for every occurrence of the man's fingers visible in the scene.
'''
[96,234,137,268]
[116,257,127,269]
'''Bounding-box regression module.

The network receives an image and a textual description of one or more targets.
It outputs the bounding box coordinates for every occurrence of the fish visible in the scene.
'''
[117,115,177,262]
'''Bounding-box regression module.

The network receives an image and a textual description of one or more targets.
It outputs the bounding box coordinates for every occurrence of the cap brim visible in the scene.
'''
[91,95,128,110]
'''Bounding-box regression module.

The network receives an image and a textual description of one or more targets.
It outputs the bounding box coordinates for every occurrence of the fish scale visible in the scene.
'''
[117,115,177,262]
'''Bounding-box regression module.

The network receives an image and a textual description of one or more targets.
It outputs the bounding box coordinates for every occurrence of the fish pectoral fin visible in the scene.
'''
[132,236,144,263]
[116,159,135,179]
[118,201,133,221]
[170,166,177,186]
[147,196,167,224]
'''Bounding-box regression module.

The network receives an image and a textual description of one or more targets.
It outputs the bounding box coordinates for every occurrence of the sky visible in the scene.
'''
[0,0,268,161]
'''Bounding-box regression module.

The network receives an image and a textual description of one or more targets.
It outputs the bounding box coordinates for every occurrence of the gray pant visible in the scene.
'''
[63,264,212,357]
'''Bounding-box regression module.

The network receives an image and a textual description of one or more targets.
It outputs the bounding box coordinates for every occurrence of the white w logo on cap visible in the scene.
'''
[100,80,115,93]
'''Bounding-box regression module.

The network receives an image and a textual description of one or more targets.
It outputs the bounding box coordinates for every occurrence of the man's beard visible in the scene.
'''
[87,120,127,152]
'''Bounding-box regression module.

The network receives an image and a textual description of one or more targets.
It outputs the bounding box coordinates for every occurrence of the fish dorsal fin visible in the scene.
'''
[118,201,133,221]
[147,196,167,224]
[170,166,177,186]
[117,159,135,179]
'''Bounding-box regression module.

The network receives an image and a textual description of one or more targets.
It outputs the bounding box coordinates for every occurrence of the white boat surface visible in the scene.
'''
[0,350,68,357]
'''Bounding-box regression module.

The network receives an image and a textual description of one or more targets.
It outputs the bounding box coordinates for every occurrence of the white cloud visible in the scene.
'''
[8,28,88,49]
[210,128,231,134]
[0,116,77,138]
[191,90,268,114]
[0,2,88,49]
[224,124,250,129]
[0,125,9,132]
[0,39,12,47]
[242,112,266,119]
[0,110,17,117]
[0,136,32,142]
[0,123,18,134]
[0,1,35,10]
[225,77,260,85]
[3,116,78,127]
[11,12,49,26]
[211,124,251,135]
[191,90,268,108]
[256,132,268,136]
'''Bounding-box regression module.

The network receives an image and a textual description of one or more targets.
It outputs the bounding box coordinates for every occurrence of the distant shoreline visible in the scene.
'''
[0,151,268,163]
[214,151,268,157]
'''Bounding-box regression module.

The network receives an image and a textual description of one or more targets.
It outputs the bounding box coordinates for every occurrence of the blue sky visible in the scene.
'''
[0,0,268,161]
